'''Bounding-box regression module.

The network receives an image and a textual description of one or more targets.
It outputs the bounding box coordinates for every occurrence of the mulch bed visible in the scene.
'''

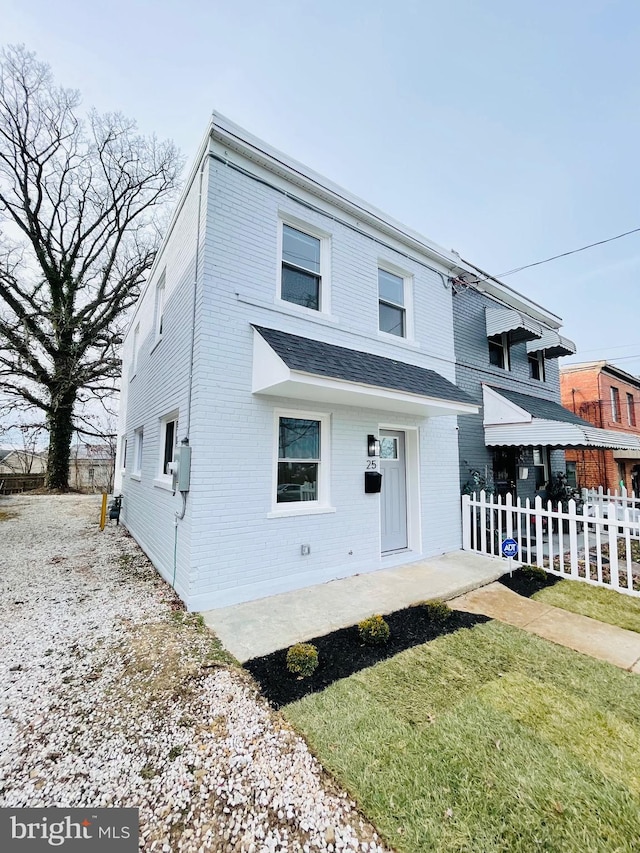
[499,567,561,598]
[244,606,489,708]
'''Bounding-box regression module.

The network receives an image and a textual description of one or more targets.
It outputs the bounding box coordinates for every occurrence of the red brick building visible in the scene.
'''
[560,361,640,494]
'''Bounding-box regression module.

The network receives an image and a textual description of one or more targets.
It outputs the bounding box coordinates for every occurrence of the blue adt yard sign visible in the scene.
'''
[501,538,519,559]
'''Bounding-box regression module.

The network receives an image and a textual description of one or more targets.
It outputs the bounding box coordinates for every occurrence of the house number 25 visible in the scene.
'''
[366,459,378,470]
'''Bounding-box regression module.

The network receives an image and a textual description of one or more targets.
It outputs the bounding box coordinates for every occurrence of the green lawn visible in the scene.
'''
[533,579,640,634]
[285,621,640,852]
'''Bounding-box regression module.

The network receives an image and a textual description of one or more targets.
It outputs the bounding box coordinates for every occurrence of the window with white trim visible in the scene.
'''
[528,351,545,381]
[488,333,510,370]
[133,428,144,475]
[533,447,550,491]
[611,386,620,422]
[627,392,636,427]
[279,221,329,312]
[131,323,140,377]
[154,273,166,340]
[275,412,329,508]
[378,268,410,337]
[159,412,178,478]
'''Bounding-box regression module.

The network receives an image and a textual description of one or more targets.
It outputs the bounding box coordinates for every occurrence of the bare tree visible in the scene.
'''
[0,45,182,489]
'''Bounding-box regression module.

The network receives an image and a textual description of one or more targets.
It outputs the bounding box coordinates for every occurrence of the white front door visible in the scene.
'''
[380,429,408,553]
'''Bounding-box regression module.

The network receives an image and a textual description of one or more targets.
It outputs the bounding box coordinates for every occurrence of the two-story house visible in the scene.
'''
[560,361,640,494]
[115,114,482,611]
[451,270,640,502]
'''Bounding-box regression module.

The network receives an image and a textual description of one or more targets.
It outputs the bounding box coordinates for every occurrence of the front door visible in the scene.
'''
[380,430,408,553]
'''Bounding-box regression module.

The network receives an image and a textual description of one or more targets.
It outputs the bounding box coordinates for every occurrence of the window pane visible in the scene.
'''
[283,225,320,273]
[378,269,404,306]
[281,265,320,310]
[163,420,175,474]
[380,437,398,459]
[488,337,505,368]
[379,302,405,336]
[279,418,320,459]
[277,462,318,502]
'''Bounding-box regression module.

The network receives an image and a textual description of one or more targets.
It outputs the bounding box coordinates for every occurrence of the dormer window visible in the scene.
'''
[528,351,545,381]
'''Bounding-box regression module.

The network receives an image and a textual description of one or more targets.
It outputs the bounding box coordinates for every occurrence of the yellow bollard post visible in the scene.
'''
[100,493,107,530]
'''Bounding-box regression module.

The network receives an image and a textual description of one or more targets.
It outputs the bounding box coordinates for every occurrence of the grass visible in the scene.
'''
[285,621,640,852]
[532,579,640,634]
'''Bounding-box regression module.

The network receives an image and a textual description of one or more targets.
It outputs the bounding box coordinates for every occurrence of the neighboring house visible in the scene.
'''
[451,276,640,501]
[0,448,47,475]
[115,114,485,611]
[560,361,640,494]
[69,443,116,494]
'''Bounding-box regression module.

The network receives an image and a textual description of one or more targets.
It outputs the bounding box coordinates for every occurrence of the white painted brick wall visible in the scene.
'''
[120,136,465,611]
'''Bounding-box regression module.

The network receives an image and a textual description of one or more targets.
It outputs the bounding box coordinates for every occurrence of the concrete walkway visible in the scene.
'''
[202,551,507,662]
[451,582,640,673]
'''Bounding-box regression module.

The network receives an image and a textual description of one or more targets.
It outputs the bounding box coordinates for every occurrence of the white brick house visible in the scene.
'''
[115,114,481,611]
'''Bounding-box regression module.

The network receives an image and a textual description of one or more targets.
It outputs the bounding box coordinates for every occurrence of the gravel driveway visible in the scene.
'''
[0,495,387,852]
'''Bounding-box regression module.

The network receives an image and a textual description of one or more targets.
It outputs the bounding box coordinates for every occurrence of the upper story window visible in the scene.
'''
[528,351,545,382]
[627,392,636,427]
[378,269,407,337]
[131,323,140,378]
[488,333,510,370]
[280,223,325,312]
[611,386,621,422]
[154,273,166,340]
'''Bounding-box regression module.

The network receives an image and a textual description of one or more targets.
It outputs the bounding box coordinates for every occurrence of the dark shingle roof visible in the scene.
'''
[254,326,474,405]
[489,386,592,426]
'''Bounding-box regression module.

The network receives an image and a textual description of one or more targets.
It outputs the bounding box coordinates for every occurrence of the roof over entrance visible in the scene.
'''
[252,326,479,417]
[483,385,640,451]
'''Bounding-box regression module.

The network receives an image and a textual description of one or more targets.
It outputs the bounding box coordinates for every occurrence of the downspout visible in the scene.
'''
[173,147,208,588]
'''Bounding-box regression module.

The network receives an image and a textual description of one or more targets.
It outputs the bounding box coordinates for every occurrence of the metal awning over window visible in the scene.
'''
[485,305,544,344]
[252,326,479,417]
[526,328,576,358]
[483,385,640,450]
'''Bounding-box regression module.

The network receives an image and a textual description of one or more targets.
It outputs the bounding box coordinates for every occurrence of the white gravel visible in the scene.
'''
[0,495,389,852]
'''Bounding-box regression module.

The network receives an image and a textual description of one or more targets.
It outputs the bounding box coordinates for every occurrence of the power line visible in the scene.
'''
[466,226,640,285]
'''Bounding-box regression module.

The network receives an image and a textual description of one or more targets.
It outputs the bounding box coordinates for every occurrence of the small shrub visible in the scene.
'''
[520,565,549,584]
[358,614,390,646]
[421,599,452,625]
[286,643,319,677]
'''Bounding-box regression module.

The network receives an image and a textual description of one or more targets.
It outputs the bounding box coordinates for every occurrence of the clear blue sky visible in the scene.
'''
[3,0,639,372]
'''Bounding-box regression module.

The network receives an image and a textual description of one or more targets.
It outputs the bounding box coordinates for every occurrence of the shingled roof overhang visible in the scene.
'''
[252,326,478,417]
[483,385,640,450]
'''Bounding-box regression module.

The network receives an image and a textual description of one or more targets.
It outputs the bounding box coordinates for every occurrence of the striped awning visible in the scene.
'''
[526,328,576,358]
[483,385,640,450]
[485,305,544,344]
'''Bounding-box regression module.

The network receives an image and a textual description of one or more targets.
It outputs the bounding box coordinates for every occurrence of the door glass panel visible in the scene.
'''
[380,436,398,459]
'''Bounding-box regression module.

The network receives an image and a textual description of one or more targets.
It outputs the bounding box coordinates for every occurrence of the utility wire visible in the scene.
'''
[466,226,640,285]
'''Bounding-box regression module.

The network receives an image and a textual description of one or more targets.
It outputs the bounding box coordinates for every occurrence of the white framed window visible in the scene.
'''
[533,447,550,491]
[277,217,331,314]
[271,409,331,514]
[488,333,510,370]
[627,392,636,427]
[154,273,166,340]
[130,323,140,378]
[157,411,179,483]
[133,427,144,477]
[528,351,545,381]
[378,265,413,339]
[611,386,620,422]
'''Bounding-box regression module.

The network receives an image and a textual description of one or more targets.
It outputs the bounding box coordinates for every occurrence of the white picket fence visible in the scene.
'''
[462,490,640,597]
[582,487,640,523]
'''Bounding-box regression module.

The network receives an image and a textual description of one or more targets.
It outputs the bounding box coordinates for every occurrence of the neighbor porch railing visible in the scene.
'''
[462,490,640,597]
